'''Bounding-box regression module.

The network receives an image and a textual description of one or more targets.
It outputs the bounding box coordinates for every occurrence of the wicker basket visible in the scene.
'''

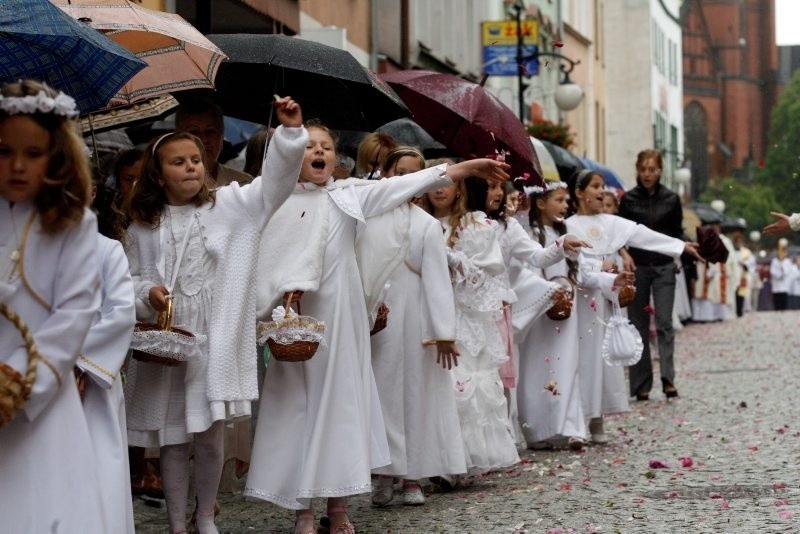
[369,303,390,336]
[258,293,325,363]
[546,276,575,321]
[131,297,200,367]
[0,303,40,430]
[617,285,636,308]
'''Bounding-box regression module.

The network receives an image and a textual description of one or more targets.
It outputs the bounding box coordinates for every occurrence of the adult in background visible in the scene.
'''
[618,149,683,400]
[175,97,252,187]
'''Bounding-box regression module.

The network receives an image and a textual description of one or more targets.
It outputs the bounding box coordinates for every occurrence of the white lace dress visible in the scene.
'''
[125,204,249,446]
[442,212,520,472]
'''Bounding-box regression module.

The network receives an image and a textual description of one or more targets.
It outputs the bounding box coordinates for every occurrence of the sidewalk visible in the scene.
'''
[134,311,800,533]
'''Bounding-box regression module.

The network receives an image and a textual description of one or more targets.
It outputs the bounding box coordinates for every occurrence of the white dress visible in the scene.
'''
[566,214,684,419]
[124,125,306,447]
[0,201,107,533]
[517,225,588,445]
[369,204,467,479]
[442,211,520,472]
[246,166,453,509]
[78,235,136,533]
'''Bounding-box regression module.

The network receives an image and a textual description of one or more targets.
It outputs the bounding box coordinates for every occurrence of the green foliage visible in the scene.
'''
[760,69,800,212]
[525,119,574,148]
[698,177,783,241]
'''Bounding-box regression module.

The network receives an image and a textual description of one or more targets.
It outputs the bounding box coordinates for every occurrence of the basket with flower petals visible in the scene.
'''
[0,303,40,430]
[257,292,326,362]
[130,297,205,367]
[545,276,575,321]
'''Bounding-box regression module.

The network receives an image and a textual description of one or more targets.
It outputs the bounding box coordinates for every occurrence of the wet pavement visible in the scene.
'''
[134,311,800,533]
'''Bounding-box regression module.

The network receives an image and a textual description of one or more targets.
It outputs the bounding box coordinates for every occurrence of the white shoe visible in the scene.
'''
[402,483,426,506]
[371,478,394,507]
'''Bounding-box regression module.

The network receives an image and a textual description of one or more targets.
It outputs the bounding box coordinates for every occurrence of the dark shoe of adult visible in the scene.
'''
[662,378,679,399]
[634,392,650,402]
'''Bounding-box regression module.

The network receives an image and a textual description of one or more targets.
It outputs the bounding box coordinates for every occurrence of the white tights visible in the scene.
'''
[161,421,224,534]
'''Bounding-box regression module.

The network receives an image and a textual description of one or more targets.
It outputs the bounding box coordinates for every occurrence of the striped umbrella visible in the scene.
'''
[52,0,226,107]
[0,0,145,114]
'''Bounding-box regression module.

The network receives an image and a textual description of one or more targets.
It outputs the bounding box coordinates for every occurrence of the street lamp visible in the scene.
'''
[674,166,691,203]
[511,1,583,119]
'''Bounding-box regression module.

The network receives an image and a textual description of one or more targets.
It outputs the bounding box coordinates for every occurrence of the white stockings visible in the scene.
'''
[161,421,224,534]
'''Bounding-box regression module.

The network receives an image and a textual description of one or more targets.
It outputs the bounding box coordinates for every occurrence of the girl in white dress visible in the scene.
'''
[566,170,701,443]
[464,179,586,441]
[422,177,520,474]
[366,147,466,508]
[0,80,106,532]
[247,123,509,534]
[517,182,591,450]
[123,98,306,534]
[78,192,137,533]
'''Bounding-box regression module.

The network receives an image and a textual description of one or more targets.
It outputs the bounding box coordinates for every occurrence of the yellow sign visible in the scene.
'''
[481,20,538,46]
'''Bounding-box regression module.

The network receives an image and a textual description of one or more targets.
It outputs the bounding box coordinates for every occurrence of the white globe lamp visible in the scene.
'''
[710,199,726,214]
[749,230,761,243]
[554,82,583,111]
[674,167,691,185]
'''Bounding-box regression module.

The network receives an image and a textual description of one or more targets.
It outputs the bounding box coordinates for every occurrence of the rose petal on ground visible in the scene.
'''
[649,459,668,469]
[679,457,694,468]
[778,510,795,519]
[774,499,789,506]
[773,482,787,490]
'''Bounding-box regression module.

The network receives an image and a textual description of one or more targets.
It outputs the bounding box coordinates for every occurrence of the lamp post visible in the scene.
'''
[512,1,583,119]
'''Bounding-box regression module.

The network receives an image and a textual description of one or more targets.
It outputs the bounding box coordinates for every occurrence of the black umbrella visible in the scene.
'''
[336,118,451,159]
[538,139,585,183]
[206,34,410,131]
[687,203,724,225]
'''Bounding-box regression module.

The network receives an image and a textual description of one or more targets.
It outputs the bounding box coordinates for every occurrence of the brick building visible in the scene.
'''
[682,0,780,200]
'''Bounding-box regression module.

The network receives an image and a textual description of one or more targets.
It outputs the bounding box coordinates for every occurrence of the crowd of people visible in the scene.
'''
[0,78,794,534]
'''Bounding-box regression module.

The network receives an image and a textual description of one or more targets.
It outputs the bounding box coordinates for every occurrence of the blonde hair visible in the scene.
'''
[356,131,397,177]
[381,146,426,176]
[0,80,91,234]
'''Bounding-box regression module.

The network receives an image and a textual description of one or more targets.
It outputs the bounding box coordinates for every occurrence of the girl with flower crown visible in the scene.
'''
[566,170,702,443]
[0,79,107,531]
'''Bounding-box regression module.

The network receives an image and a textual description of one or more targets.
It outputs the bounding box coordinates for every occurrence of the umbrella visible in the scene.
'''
[79,94,178,134]
[380,70,543,185]
[206,33,410,131]
[686,203,724,225]
[337,118,451,160]
[52,0,226,107]
[531,136,560,182]
[538,139,584,183]
[0,0,145,114]
[579,156,626,190]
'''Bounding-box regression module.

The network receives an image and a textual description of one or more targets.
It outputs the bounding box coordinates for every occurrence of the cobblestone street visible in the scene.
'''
[134,311,800,533]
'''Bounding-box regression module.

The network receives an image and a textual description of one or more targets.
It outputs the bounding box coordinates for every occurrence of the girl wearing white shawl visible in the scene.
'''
[124,99,306,533]
[365,147,466,508]
[566,170,701,443]
[247,123,509,534]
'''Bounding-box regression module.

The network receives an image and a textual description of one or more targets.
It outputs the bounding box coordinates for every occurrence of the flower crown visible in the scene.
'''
[523,181,568,196]
[0,90,79,118]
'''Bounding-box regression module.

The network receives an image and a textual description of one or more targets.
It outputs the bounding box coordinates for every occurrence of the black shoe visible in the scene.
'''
[635,392,650,401]
[662,378,678,398]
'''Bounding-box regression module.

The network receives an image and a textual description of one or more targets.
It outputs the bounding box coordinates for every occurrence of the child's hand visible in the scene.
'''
[602,260,618,273]
[273,95,303,128]
[613,271,635,288]
[563,237,590,254]
[620,249,636,272]
[436,340,459,370]
[149,285,170,312]
[445,158,510,184]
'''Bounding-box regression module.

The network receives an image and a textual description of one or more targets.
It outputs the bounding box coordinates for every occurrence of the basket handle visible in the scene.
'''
[157,296,174,331]
[284,291,301,316]
[0,303,46,395]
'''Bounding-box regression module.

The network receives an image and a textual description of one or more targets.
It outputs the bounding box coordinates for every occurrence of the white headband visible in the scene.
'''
[0,90,78,118]
[524,181,568,196]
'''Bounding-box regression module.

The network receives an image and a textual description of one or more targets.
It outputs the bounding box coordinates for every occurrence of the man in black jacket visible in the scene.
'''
[618,149,683,400]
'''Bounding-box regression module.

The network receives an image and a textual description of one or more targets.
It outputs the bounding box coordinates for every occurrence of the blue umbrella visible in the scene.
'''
[578,157,626,191]
[0,0,146,114]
